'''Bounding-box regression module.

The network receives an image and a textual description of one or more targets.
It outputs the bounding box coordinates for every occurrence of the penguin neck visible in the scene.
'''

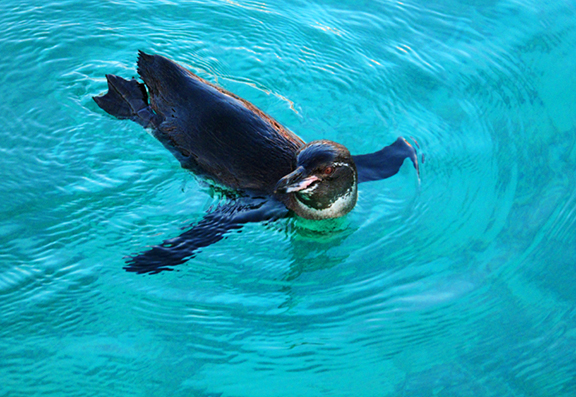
[288,181,358,220]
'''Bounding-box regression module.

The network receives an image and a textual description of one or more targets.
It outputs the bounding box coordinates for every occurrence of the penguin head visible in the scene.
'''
[275,140,358,220]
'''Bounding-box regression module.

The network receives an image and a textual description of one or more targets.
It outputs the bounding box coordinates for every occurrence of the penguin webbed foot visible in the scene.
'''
[93,73,160,128]
[123,197,289,274]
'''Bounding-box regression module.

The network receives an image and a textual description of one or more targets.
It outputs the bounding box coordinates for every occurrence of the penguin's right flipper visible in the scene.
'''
[353,137,420,183]
[124,197,289,274]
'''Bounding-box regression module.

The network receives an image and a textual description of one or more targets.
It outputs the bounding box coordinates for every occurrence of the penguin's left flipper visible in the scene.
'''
[353,137,420,183]
[124,197,289,274]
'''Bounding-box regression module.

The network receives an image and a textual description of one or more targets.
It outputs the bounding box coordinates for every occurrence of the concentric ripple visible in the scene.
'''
[1,0,576,396]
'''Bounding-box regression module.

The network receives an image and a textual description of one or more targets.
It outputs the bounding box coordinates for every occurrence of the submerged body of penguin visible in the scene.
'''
[93,51,419,273]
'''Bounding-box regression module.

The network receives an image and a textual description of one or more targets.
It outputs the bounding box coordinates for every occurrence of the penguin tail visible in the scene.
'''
[136,50,188,99]
[136,50,159,88]
[93,74,158,128]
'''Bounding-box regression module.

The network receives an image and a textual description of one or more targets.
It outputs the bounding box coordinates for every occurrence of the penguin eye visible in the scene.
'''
[323,166,335,175]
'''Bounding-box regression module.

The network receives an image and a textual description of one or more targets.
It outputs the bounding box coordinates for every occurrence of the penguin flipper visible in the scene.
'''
[353,137,420,183]
[124,198,289,274]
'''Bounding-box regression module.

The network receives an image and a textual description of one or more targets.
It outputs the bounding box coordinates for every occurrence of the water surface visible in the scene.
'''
[1,0,576,396]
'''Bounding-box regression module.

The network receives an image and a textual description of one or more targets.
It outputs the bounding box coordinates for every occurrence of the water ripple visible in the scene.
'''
[2,0,576,395]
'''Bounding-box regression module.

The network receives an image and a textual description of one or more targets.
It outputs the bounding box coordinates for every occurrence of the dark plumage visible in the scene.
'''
[93,51,419,273]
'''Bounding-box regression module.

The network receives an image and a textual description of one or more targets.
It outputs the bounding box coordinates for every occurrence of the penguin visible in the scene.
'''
[93,51,419,274]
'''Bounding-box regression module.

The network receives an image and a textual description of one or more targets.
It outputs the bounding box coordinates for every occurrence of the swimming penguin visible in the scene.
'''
[93,51,419,274]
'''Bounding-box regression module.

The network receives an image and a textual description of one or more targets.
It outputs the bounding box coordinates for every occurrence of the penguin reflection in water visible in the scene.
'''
[94,51,419,274]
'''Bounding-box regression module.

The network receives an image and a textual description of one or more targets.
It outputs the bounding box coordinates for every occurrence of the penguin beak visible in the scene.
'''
[275,166,320,194]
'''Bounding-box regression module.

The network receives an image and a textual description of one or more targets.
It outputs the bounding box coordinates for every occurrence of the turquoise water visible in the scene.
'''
[1,0,576,395]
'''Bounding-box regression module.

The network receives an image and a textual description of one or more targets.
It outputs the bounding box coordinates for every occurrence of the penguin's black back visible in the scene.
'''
[136,51,304,193]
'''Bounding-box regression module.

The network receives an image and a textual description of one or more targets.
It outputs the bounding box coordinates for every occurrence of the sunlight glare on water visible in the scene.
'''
[1,0,576,396]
